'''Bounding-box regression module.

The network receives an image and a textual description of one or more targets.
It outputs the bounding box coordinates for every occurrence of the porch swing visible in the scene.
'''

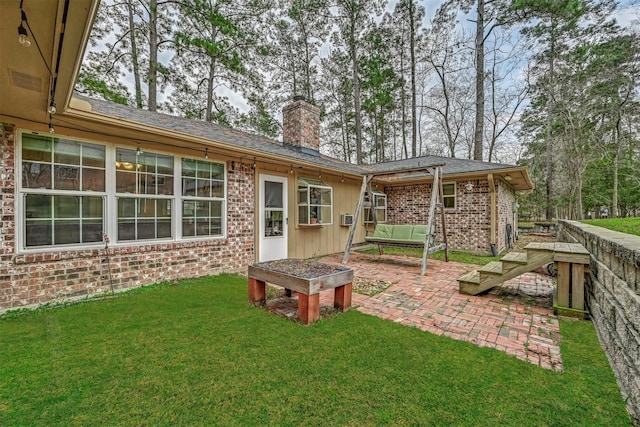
[342,164,449,275]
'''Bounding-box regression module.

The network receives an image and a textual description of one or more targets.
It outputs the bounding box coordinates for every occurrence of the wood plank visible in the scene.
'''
[557,262,570,307]
[342,175,371,264]
[479,261,503,275]
[458,270,480,284]
[501,252,528,264]
[334,283,352,311]
[524,242,555,251]
[421,166,440,275]
[554,252,590,264]
[572,263,585,310]
[566,243,590,255]
[554,242,571,253]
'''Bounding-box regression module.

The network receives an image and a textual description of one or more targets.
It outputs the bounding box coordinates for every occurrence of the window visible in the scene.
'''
[18,131,228,251]
[181,158,225,237]
[116,149,174,241]
[363,191,387,224]
[297,178,332,225]
[443,183,456,209]
[21,134,106,247]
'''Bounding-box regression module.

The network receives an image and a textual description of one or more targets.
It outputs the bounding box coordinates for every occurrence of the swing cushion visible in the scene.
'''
[366,224,434,245]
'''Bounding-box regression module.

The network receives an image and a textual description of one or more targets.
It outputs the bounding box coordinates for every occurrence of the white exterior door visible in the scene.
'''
[258,174,288,262]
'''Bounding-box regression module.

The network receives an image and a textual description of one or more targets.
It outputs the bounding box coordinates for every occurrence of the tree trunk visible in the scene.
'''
[545,37,555,221]
[350,20,363,165]
[206,60,215,122]
[127,0,143,109]
[473,0,484,161]
[409,0,417,158]
[147,0,158,111]
[612,118,621,218]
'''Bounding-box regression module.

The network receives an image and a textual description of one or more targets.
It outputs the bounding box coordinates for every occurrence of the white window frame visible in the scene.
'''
[297,178,333,226]
[363,191,387,224]
[443,183,456,210]
[16,130,228,253]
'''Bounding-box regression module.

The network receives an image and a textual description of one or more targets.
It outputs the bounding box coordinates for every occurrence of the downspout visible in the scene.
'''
[488,173,498,256]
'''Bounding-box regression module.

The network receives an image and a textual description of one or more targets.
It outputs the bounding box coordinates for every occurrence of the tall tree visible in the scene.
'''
[333,0,384,164]
[171,0,270,124]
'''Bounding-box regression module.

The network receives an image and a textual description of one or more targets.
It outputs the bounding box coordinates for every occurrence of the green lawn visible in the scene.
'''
[358,246,500,265]
[581,217,640,236]
[1,276,631,426]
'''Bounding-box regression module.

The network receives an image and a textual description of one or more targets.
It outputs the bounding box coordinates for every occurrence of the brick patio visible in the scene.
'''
[265,252,562,372]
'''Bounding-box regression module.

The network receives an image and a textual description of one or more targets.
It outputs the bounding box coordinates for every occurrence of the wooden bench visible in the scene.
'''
[364,224,446,255]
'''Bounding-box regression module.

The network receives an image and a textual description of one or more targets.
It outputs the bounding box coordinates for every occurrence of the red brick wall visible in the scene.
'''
[384,179,495,253]
[0,126,255,312]
[282,98,320,152]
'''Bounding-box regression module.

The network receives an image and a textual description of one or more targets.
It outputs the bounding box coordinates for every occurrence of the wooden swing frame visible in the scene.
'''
[342,164,449,276]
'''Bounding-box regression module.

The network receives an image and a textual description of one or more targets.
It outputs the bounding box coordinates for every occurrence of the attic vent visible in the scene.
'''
[10,69,43,92]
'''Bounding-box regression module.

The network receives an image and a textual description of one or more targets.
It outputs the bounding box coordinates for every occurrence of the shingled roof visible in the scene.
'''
[73,95,531,189]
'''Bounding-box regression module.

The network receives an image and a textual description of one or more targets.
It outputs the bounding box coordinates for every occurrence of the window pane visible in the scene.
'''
[26,220,52,246]
[320,189,331,205]
[443,184,455,196]
[183,178,196,196]
[156,155,173,175]
[54,140,81,165]
[83,143,106,168]
[137,153,156,173]
[158,219,171,238]
[196,218,210,236]
[82,168,105,191]
[139,199,156,217]
[118,198,136,217]
[115,149,137,171]
[139,173,154,195]
[265,181,283,208]
[319,206,332,224]
[444,197,455,209]
[298,206,309,224]
[210,218,222,235]
[82,221,103,243]
[22,162,51,189]
[22,135,51,162]
[118,220,135,240]
[83,197,103,218]
[211,181,224,198]
[197,163,210,178]
[196,179,211,198]
[116,171,137,193]
[196,200,209,217]
[54,196,80,218]
[156,175,173,195]
[182,159,196,177]
[211,164,224,180]
[54,165,80,190]
[138,220,156,239]
[157,199,171,217]
[26,194,51,218]
[54,220,80,245]
[211,201,222,217]
[183,200,196,217]
[183,220,195,237]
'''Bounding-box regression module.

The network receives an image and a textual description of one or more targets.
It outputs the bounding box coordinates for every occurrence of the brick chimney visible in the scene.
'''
[282,95,320,153]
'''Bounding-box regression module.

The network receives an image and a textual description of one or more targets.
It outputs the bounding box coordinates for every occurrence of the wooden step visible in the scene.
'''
[501,252,528,271]
[478,261,503,276]
[501,251,528,264]
[458,270,480,284]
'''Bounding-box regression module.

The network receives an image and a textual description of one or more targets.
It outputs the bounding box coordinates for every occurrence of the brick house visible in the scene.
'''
[0,0,533,312]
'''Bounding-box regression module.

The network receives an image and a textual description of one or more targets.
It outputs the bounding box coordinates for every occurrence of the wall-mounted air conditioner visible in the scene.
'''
[340,214,354,226]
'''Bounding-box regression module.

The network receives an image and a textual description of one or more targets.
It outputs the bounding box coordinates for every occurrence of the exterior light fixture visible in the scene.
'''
[205,147,209,159]
[318,170,322,179]
[48,118,54,134]
[252,157,256,169]
[136,142,143,155]
[504,175,512,182]
[18,10,31,47]
[465,181,474,192]
[289,165,294,174]
[47,100,56,115]
[340,174,345,183]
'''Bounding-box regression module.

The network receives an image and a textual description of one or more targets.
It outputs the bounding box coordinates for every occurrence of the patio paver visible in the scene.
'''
[265,252,562,372]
